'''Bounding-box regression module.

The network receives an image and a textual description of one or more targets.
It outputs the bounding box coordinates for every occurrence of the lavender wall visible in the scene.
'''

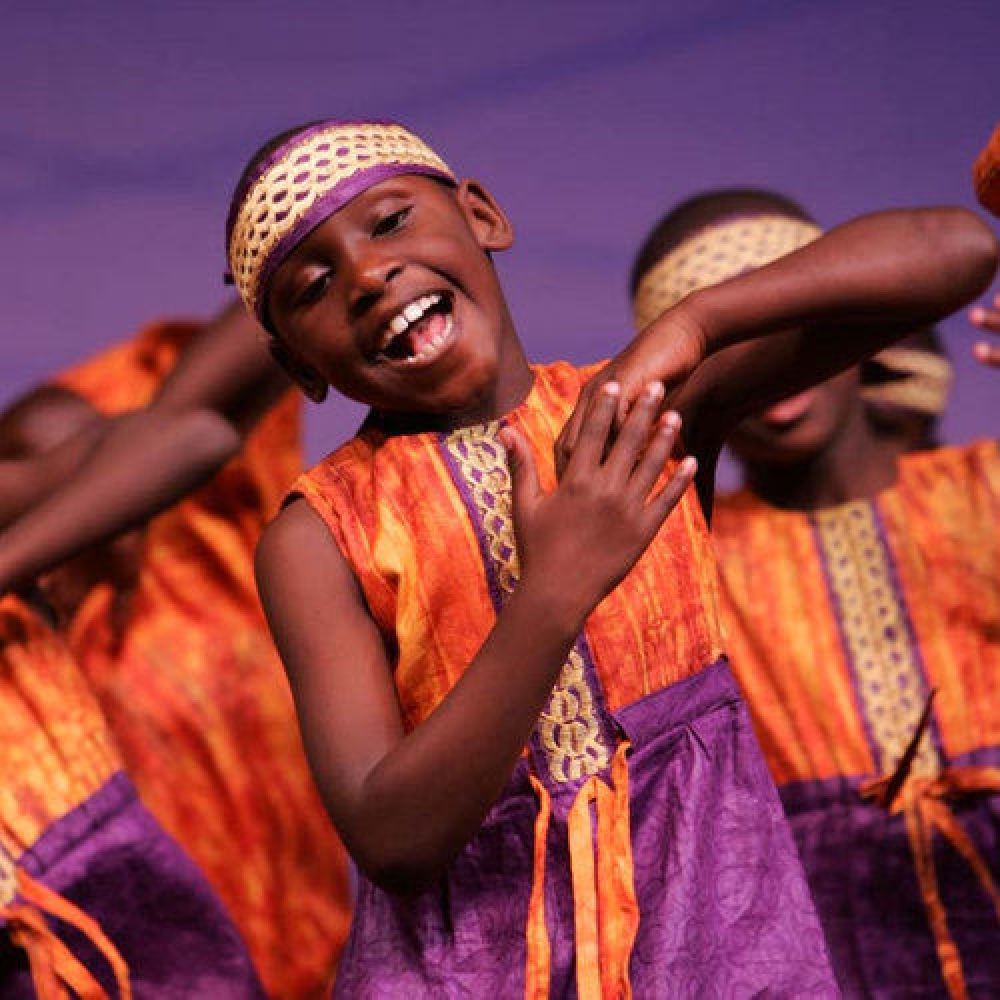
[5,1,997,467]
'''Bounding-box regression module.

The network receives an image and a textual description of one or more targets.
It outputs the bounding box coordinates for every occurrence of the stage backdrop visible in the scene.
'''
[4,1,997,476]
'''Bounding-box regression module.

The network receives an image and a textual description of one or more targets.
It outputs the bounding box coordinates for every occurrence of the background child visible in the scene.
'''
[630,187,1000,997]
[234,120,994,995]
[0,305,351,999]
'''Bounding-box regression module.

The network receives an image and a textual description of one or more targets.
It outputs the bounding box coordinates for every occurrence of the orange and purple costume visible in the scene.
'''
[714,440,1000,998]
[0,595,264,998]
[53,321,351,999]
[294,361,836,997]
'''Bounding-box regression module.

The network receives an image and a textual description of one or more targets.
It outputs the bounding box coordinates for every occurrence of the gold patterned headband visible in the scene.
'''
[861,346,953,416]
[632,214,823,330]
[226,121,456,325]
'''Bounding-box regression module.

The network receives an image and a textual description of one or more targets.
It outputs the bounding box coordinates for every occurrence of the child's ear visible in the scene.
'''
[455,179,514,252]
[267,337,328,404]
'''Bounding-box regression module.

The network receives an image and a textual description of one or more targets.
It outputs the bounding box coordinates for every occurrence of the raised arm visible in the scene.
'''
[0,302,290,592]
[558,207,997,488]
[257,383,695,893]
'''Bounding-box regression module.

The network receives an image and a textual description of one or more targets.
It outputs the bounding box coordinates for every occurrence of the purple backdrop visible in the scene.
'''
[5,1,998,471]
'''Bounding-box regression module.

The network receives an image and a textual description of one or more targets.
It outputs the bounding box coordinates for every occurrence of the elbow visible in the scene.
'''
[927,207,999,303]
[353,840,448,897]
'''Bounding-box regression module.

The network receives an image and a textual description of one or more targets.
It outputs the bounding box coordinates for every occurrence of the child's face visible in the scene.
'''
[267,174,516,420]
[728,367,861,466]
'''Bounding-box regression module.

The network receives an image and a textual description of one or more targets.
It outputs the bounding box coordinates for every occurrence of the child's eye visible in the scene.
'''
[373,207,411,237]
[297,271,331,306]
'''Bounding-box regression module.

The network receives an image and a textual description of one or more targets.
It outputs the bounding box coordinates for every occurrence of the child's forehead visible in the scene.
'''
[227,121,455,328]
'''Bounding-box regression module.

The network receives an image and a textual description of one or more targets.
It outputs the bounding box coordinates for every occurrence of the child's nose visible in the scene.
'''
[346,250,403,315]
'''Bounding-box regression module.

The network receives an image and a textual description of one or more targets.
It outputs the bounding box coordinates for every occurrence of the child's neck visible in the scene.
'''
[745,404,906,511]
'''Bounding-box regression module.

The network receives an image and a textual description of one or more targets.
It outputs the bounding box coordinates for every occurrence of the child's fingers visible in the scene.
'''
[566,381,620,473]
[499,426,542,523]
[642,455,697,536]
[628,411,682,501]
[969,303,1000,333]
[604,381,664,480]
[974,340,1000,368]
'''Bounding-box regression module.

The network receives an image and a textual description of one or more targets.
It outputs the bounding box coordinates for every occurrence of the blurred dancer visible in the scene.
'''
[632,189,1000,998]
[0,304,351,998]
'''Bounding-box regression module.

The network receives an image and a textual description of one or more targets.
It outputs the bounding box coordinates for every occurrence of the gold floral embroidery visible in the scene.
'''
[443,425,610,783]
[814,502,939,777]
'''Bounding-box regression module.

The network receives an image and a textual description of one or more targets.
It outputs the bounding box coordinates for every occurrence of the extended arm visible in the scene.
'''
[558,207,997,485]
[0,302,290,591]
[258,384,695,893]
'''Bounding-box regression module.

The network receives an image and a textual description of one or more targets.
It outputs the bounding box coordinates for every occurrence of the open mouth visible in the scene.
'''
[374,292,455,366]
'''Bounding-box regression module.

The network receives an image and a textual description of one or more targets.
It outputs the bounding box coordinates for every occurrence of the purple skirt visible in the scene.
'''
[782,751,1000,998]
[334,660,837,997]
[1,772,265,999]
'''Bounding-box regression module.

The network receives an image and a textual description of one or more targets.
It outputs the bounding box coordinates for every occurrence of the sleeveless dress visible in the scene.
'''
[54,321,351,999]
[713,441,1000,998]
[293,361,836,998]
[0,595,264,999]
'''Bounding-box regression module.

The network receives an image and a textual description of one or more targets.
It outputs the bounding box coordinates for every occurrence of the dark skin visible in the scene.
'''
[556,209,998,514]
[255,173,996,893]
[257,175,696,893]
[0,389,144,633]
[728,287,1000,510]
[0,301,290,591]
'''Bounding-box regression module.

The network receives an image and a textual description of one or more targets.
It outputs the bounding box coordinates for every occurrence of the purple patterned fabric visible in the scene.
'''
[333,660,837,997]
[1,772,265,999]
[781,748,1000,998]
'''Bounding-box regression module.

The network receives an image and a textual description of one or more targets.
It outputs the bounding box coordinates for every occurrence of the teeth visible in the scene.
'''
[378,294,448,355]
[402,313,453,364]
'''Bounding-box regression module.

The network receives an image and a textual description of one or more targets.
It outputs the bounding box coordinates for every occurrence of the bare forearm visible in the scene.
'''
[695,207,998,354]
[0,407,241,589]
[342,578,581,892]
[0,421,106,529]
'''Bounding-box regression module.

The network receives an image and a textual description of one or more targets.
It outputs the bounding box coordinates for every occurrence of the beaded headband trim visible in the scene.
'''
[632,214,822,330]
[227,121,456,324]
[861,346,953,416]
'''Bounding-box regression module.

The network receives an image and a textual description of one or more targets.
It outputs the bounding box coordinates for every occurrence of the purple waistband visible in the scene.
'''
[615,656,738,744]
[16,771,135,878]
[779,743,1000,815]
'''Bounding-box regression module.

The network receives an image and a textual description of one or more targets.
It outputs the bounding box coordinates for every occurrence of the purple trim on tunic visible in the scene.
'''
[2,772,264,999]
[870,499,946,757]
[333,659,837,997]
[435,426,619,798]
[775,746,1000,996]
[254,162,455,325]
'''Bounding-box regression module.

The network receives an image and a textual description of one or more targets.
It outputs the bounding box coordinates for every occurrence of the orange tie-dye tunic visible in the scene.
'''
[293,361,836,998]
[713,440,1000,997]
[53,321,351,1000]
[0,595,264,998]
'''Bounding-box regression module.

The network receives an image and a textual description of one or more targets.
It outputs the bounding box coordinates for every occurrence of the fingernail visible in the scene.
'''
[680,456,697,475]
[662,410,681,432]
[974,342,991,360]
[970,307,986,324]
[644,381,664,401]
[602,381,621,397]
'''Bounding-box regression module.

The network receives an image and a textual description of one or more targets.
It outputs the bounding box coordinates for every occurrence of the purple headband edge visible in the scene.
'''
[253,161,456,326]
[225,118,399,249]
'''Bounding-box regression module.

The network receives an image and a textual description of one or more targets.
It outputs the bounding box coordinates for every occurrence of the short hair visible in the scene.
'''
[630,188,813,298]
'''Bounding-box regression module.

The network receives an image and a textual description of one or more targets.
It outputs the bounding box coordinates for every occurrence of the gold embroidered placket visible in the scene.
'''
[444,425,610,783]
[814,502,939,777]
